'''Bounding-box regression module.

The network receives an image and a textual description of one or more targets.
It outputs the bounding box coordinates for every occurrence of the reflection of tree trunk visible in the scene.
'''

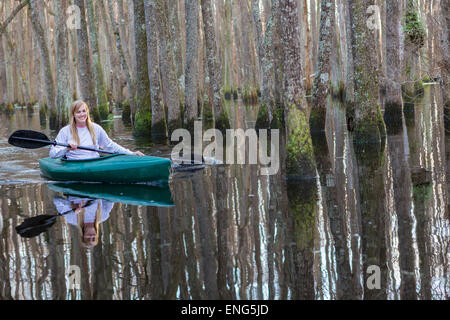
[174,180,202,299]
[191,173,219,299]
[215,166,233,299]
[387,125,417,299]
[413,87,449,299]
[93,222,114,299]
[285,180,317,299]
[312,102,355,299]
[0,203,12,298]
[355,147,388,300]
[144,207,163,299]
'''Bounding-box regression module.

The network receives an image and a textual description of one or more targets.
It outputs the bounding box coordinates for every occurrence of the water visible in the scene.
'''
[0,87,449,300]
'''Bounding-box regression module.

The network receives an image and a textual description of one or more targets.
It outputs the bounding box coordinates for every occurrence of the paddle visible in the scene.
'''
[8,129,116,154]
[15,199,95,238]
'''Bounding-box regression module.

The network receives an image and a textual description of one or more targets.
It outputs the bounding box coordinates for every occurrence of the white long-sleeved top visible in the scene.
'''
[53,196,113,226]
[50,123,133,159]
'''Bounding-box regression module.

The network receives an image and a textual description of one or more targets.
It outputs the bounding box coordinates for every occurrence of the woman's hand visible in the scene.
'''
[70,202,82,214]
[67,143,78,151]
[133,151,145,156]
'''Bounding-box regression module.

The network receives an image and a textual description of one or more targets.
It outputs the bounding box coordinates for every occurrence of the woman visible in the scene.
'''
[50,100,144,159]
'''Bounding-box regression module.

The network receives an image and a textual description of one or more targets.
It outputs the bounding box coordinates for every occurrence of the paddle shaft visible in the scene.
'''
[13,136,116,154]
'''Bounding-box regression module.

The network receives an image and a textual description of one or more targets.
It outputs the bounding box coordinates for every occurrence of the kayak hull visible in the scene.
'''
[39,154,171,183]
[47,182,174,207]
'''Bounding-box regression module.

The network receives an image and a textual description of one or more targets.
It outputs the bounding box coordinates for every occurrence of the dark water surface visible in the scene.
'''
[0,87,448,300]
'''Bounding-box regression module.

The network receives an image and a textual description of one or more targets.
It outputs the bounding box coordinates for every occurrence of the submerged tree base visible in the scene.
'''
[383,102,403,134]
[286,105,316,179]
[309,107,326,133]
[151,120,168,140]
[255,103,271,130]
[49,109,58,130]
[270,106,285,129]
[215,111,231,133]
[287,179,317,250]
[168,118,182,137]
[133,109,152,137]
[353,108,386,145]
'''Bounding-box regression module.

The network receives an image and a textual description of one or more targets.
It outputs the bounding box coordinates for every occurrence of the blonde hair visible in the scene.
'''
[69,100,97,146]
[74,200,102,248]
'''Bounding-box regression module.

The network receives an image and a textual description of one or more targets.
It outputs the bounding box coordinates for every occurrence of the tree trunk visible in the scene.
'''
[439,0,449,106]
[349,0,385,145]
[238,0,256,100]
[200,0,230,131]
[29,0,58,128]
[132,0,152,136]
[154,0,181,135]
[86,0,109,120]
[302,0,313,92]
[0,33,6,105]
[184,0,199,131]
[73,0,99,122]
[280,0,315,178]
[144,0,167,139]
[55,0,72,127]
[106,0,136,122]
[310,0,336,132]
[253,0,277,129]
[384,0,404,129]
[343,0,355,103]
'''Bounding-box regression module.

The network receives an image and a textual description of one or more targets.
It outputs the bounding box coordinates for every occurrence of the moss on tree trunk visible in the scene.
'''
[285,106,316,178]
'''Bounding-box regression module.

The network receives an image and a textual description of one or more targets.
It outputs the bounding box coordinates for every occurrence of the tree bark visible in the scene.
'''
[0,0,29,37]
[343,0,355,103]
[144,0,167,139]
[132,0,152,136]
[106,0,136,122]
[0,31,6,105]
[29,0,58,128]
[154,0,182,135]
[86,0,109,120]
[184,0,199,130]
[310,0,336,132]
[384,0,404,128]
[302,0,313,91]
[280,0,315,178]
[55,0,72,127]
[73,0,99,121]
[349,0,385,145]
[200,0,230,131]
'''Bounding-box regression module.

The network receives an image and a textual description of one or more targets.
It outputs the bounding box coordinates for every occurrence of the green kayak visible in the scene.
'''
[39,154,171,183]
[47,182,174,207]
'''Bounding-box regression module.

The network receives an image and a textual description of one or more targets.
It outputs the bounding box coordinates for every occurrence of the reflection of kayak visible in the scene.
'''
[47,182,174,207]
[39,154,171,183]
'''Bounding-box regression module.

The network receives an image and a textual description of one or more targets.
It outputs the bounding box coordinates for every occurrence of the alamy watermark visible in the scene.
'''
[366,5,381,31]
[171,121,280,175]
[66,265,81,290]
[366,265,381,290]
[66,5,81,30]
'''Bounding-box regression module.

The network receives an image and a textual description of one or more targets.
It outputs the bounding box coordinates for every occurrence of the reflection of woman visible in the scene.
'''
[53,196,114,247]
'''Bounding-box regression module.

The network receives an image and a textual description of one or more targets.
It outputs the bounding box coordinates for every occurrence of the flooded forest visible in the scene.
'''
[0,0,449,300]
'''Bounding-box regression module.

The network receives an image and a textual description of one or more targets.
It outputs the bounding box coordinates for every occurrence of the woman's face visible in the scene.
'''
[83,224,97,245]
[74,105,88,126]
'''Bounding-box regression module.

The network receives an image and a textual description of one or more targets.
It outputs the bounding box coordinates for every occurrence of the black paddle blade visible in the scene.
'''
[15,214,58,238]
[8,130,51,149]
